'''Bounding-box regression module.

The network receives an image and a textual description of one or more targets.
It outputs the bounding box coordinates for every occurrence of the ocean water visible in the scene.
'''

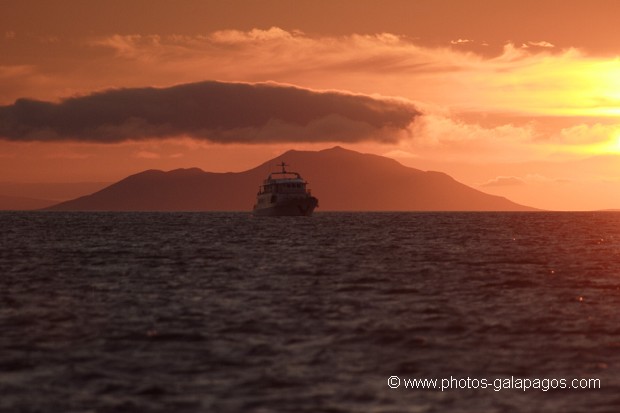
[1,211,620,413]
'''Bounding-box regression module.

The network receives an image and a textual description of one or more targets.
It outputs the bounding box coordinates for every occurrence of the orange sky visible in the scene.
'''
[2,0,620,210]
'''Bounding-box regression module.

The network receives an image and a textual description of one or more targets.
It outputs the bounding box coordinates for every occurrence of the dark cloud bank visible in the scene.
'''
[0,81,419,143]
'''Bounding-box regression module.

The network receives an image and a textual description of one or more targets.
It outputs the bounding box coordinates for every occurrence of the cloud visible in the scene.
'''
[0,80,419,143]
[479,176,526,187]
[83,28,608,118]
[450,39,473,45]
[407,104,543,162]
[383,149,418,159]
[526,41,555,48]
[0,65,36,78]
[135,151,161,159]
[558,123,620,145]
[479,173,568,188]
[209,27,299,43]
[3,27,619,165]
[4,27,617,118]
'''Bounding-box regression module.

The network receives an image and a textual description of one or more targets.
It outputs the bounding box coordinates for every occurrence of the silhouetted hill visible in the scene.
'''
[47,146,535,211]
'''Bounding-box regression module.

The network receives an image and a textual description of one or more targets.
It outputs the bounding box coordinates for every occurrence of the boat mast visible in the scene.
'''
[277,162,288,174]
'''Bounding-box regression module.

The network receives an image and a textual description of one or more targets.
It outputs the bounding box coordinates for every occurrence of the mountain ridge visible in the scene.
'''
[46,146,535,211]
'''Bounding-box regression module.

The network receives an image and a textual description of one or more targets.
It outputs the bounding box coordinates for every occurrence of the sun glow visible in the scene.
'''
[575,132,620,155]
[606,134,620,153]
[573,59,620,117]
[485,52,620,117]
[546,58,620,117]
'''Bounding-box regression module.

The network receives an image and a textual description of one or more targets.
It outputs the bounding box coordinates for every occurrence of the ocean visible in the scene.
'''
[1,211,620,412]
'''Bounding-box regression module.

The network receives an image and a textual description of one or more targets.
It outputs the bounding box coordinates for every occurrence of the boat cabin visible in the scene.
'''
[257,163,312,196]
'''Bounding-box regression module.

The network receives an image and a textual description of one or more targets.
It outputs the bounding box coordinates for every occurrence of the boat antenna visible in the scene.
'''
[277,162,288,174]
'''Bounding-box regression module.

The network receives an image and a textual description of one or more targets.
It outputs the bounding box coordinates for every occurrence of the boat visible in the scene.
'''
[252,162,319,216]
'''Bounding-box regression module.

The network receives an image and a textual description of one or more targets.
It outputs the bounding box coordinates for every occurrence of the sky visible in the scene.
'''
[1,0,620,210]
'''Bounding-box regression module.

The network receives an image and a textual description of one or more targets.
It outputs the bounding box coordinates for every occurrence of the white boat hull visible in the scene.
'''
[253,196,318,216]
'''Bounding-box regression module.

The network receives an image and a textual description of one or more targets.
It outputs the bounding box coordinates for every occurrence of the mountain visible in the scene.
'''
[46,146,535,211]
